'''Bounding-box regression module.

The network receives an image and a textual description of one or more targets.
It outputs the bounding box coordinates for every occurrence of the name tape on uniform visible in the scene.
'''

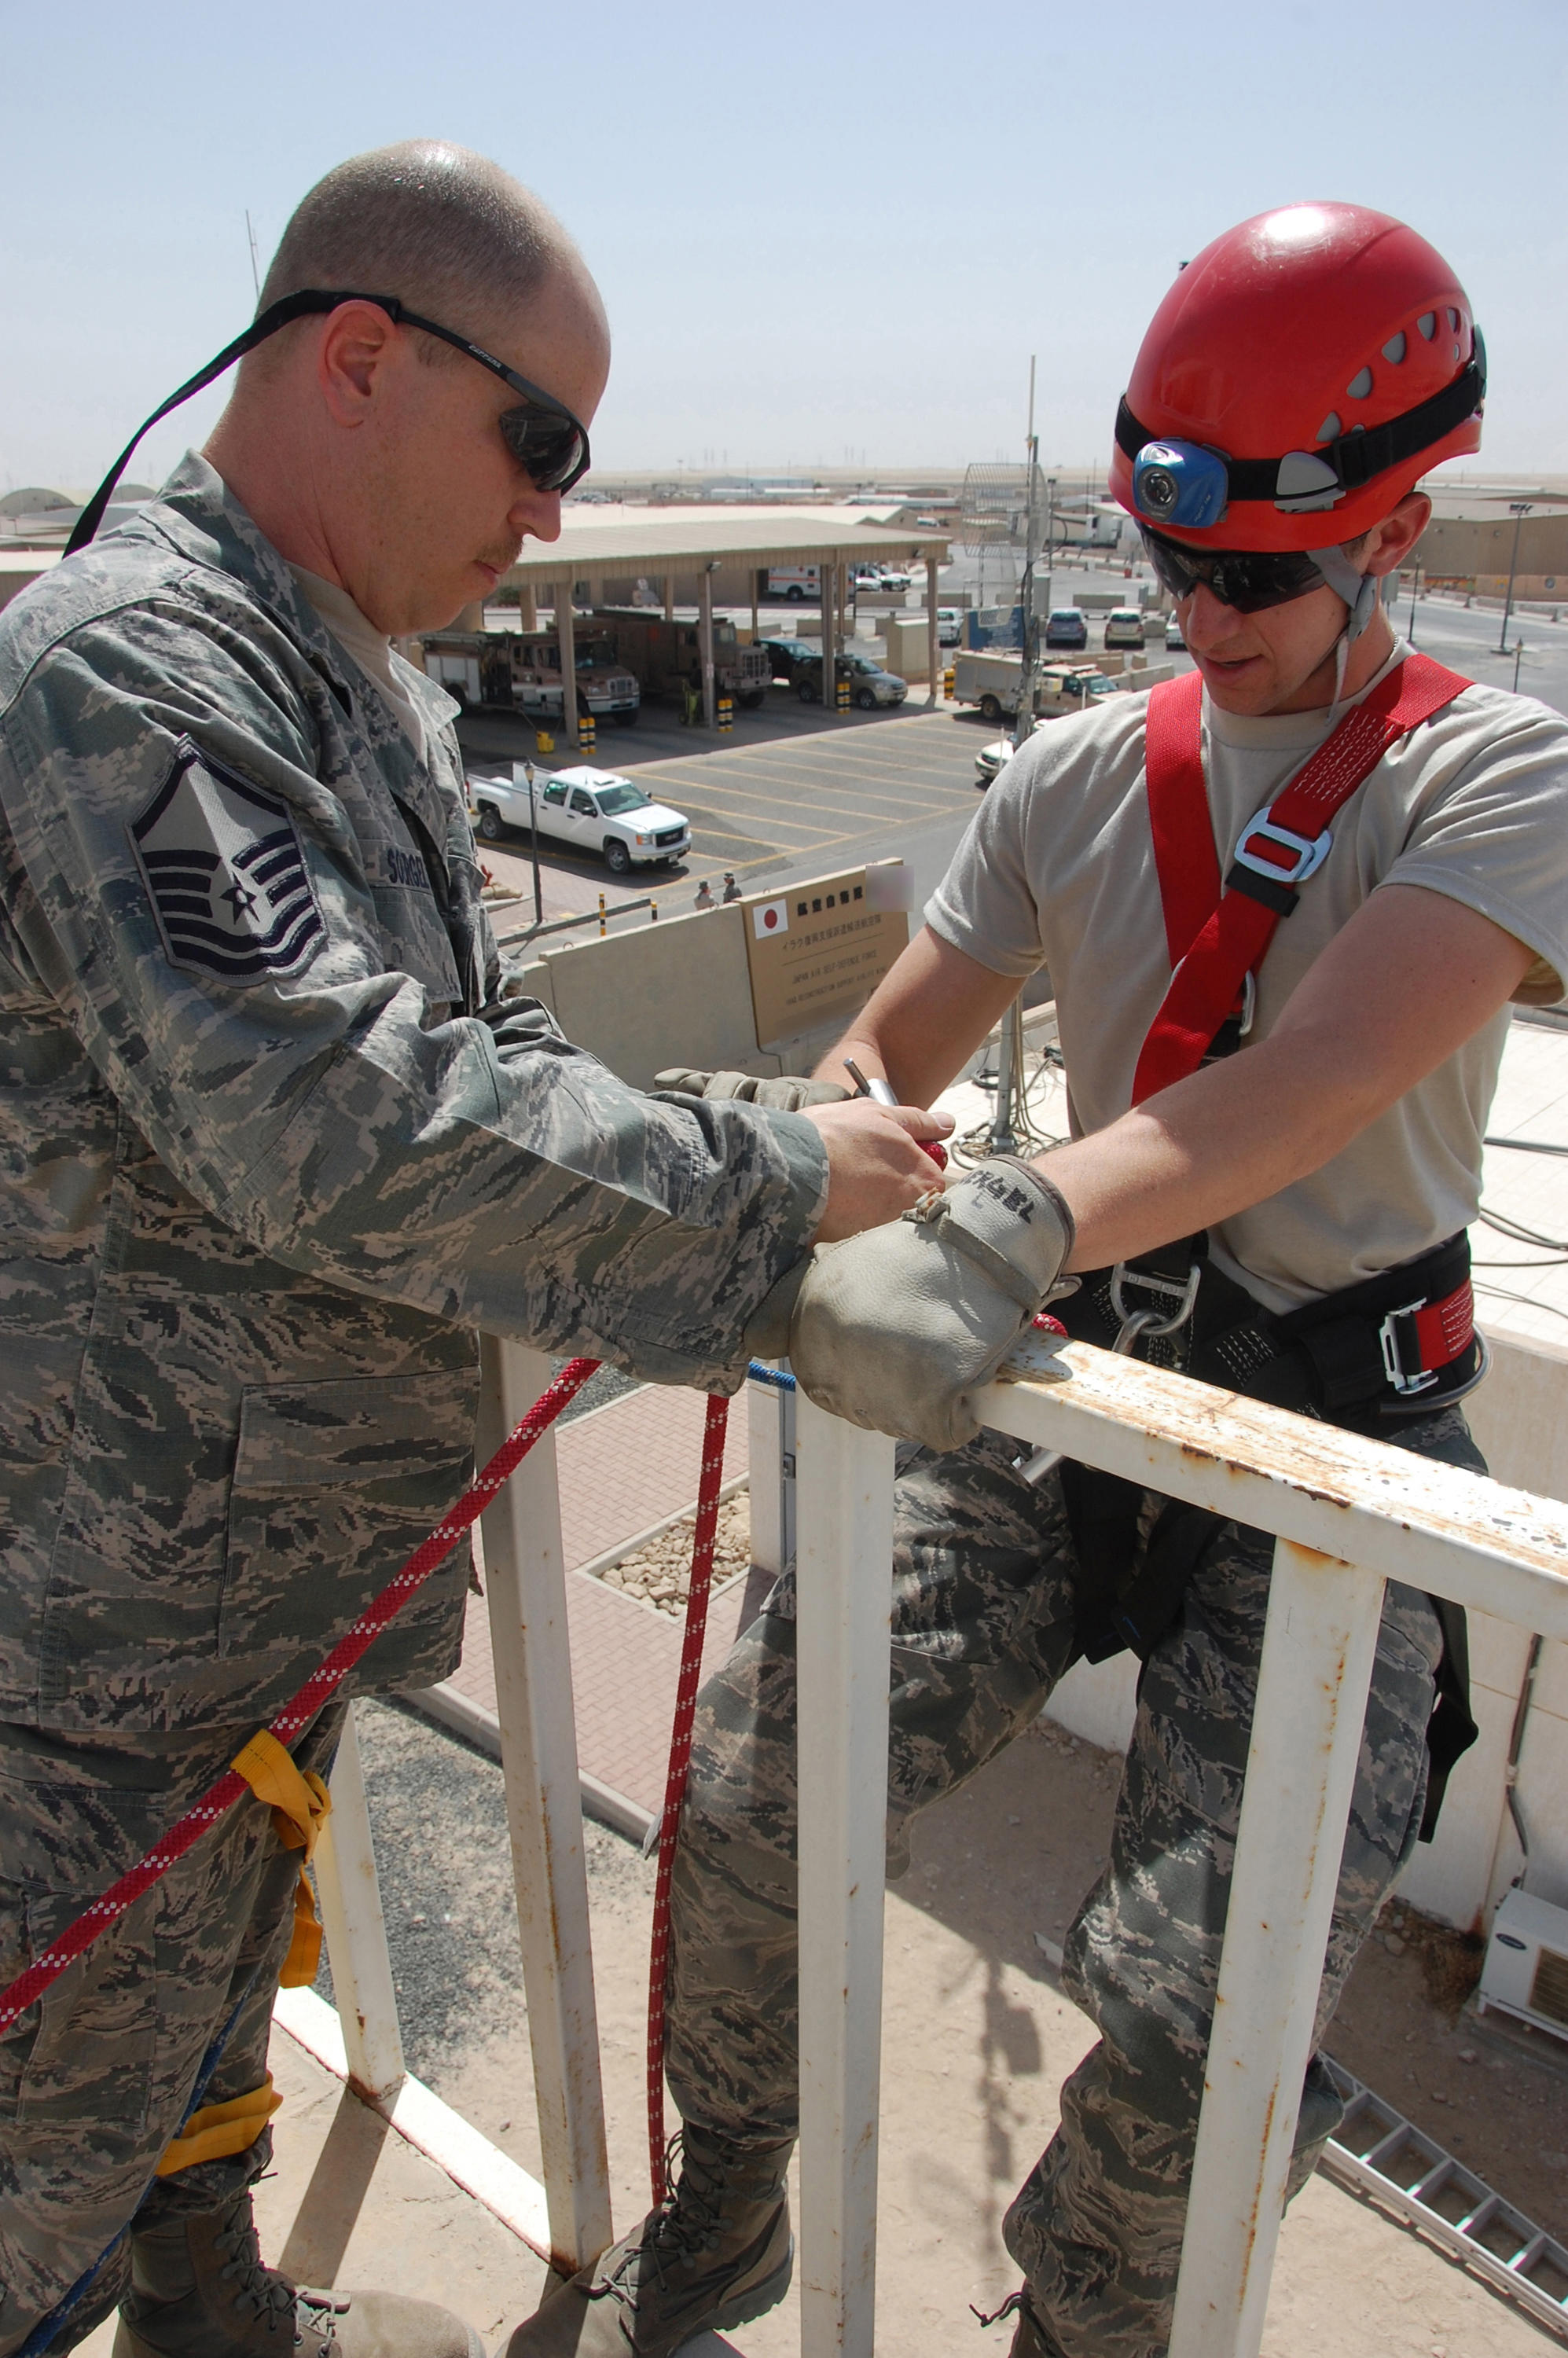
[131,740,325,988]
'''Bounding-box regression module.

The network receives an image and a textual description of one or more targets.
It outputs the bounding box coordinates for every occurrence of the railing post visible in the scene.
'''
[795,1394,896,2358]
[314,1702,406,2102]
[1169,1538,1385,2358]
[478,1335,614,2275]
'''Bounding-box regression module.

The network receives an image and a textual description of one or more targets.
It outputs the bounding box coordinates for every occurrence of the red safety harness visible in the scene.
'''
[1126,651,1479,1402]
[1135,654,1470,1099]
[1049,651,1485,1837]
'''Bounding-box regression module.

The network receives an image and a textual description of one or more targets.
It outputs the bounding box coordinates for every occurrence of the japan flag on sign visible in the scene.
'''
[752,899,789,938]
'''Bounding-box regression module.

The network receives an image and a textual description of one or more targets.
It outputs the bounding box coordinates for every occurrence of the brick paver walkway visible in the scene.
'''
[443,1383,762,1820]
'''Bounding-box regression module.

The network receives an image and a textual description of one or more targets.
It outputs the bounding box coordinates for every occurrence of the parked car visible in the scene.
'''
[975,720,1044,786]
[1044,607,1089,649]
[1165,612,1187,649]
[1103,608,1146,648]
[937,607,963,647]
[798,652,908,708]
[761,635,819,683]
[467,764,691,874]
[876,564,912,593]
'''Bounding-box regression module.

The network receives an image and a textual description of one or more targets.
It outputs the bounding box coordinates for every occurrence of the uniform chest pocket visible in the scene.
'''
[218,1371,476,1664]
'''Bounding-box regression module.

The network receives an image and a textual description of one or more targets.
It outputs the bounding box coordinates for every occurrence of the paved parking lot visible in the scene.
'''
[459,689,986,889]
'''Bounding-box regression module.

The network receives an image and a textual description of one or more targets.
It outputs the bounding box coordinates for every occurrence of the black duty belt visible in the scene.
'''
[1048,1232,1482,1840]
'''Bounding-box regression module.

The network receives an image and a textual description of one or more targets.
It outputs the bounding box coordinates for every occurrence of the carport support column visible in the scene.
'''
[557,585,579,744]
[663,574,675,623]
[820,560,835,716]
[700,567,718,730]
[520,582,537,631]
[925,553,940,707]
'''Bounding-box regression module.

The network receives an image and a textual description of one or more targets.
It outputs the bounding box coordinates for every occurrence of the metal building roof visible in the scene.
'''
[500,504,950,587]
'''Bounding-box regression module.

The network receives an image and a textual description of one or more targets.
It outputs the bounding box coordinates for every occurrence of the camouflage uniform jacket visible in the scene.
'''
[0,455,827,1736]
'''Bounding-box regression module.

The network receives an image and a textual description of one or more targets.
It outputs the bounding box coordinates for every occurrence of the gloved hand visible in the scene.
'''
[655,1067,851,1111]
[787,1158,1076,1453]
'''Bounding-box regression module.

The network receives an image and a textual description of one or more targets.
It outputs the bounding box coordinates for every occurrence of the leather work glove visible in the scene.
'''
[787,1158,1076,1453]
[655,1067,851,1111]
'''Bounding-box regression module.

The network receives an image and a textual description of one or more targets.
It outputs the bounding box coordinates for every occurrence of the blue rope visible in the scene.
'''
[746,1361,796,1390]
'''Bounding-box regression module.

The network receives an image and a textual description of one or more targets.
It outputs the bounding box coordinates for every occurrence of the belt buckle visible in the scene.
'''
[1379,1298,1439,1397]
[1232,806,1333,887]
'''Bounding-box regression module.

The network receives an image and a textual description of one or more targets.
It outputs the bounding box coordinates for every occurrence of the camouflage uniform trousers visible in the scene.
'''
[0,1699,347,2357]
[665,1406,1480,2357]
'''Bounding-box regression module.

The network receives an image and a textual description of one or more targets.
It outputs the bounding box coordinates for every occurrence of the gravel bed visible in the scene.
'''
[595,1490,752,1616]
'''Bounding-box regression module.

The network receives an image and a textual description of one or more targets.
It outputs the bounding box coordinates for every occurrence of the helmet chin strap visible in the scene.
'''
[1309,543,1383,724]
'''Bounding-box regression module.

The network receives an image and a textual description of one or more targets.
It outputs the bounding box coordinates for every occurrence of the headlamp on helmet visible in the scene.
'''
[1131,441,1229,531]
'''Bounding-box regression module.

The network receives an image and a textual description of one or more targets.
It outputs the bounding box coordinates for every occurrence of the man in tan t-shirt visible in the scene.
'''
[508,208,1568,2358]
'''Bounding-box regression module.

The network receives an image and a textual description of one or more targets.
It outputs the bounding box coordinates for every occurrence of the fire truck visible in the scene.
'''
[593,610,772,709]
[420,628,641,724]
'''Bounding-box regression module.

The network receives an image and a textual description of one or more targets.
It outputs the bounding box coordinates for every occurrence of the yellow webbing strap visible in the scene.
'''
[232,1728,334,1989]
[231,1728,332,1860]
[156,2075,282,2176]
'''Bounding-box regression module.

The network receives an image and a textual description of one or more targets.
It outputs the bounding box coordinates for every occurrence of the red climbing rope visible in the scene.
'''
[645,1388,733,2203]
[0,1355,604,2042]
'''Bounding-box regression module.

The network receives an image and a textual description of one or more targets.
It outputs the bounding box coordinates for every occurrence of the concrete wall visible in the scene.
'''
[509,895,875,1093]
[1412,511,1568,585]
[1045,1323,1568,1934]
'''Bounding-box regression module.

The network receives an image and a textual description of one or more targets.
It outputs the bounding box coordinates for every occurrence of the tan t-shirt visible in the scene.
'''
[288,565,429,765]
[927,643,1568,1311]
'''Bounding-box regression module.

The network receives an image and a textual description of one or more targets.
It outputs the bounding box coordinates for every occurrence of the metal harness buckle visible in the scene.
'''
[1232,806,1334,888]
[1109,1262,1202,1356]
[1378,1298,1441,1397]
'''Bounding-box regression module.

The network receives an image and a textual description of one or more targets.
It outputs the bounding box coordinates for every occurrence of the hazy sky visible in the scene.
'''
[4,0,1564,494]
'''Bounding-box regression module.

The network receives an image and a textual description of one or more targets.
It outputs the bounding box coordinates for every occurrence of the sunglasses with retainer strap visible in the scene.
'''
[66,288,593,556]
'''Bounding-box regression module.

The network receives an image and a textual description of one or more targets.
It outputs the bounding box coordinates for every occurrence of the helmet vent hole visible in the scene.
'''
[1346,366,1374,400]
[1417,311,1437,340]
[1447,306,1460,330]
[1382,332,1407,364]
[1315,412,1342,444]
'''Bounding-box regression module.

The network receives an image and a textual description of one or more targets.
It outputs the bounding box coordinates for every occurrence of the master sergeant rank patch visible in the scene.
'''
[130,739,325,987]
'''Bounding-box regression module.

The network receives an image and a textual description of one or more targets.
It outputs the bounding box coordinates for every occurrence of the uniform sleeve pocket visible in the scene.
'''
[218,1372,476,1662]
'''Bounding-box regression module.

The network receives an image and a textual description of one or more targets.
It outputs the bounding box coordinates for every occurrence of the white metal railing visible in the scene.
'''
[296,1329,1568,2358]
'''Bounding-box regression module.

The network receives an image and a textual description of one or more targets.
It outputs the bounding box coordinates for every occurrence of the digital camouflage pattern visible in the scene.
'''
[0,1701,347,2358]
[666,1407,1478,2358]
[0,454,828,1734]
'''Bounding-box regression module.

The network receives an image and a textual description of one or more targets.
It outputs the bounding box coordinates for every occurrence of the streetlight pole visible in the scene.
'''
[1407,556,1419,647]
[1014,358,1041,755]
[526,759,542,927]
[1498,501,1532,655]
[1513,640,1525,695]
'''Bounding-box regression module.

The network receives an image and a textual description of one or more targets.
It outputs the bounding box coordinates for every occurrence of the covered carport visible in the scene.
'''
[456,506,952,738]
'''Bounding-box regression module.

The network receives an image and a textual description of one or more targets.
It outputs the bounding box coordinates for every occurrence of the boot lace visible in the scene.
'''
[602,2134,725,2301]
[213,2206,340,2344]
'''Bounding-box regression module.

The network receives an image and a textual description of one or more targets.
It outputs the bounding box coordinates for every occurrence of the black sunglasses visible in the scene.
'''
[1140,526,1328,616]
[67,287,592,556]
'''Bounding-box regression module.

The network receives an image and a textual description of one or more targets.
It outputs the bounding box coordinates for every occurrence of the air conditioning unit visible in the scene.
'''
[1477,1888,1568,2044]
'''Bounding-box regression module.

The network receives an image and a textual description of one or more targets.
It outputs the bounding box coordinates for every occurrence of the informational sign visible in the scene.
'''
[743,862,911,1051]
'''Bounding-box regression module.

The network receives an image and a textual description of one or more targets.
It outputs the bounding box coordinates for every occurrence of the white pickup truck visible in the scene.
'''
[467,765,692,876]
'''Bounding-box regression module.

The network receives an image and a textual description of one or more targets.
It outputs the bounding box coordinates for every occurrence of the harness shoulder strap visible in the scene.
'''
[1143,668,1212,967]
[1133,653,1471,1104]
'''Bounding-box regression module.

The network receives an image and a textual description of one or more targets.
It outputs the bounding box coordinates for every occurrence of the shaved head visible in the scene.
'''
[208,139,610,635]
[249,138,602,373]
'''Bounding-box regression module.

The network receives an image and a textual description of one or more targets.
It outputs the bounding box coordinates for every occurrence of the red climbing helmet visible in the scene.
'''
[1109,204,1484,553]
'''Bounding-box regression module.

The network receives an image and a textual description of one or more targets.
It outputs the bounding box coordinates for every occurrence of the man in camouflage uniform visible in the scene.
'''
[0,142,944,2358]
[507,210,1568,2356]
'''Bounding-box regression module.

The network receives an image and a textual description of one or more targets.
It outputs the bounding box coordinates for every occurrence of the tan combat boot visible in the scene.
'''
[112,2186,483,2358]
[496,2129,793,2357]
